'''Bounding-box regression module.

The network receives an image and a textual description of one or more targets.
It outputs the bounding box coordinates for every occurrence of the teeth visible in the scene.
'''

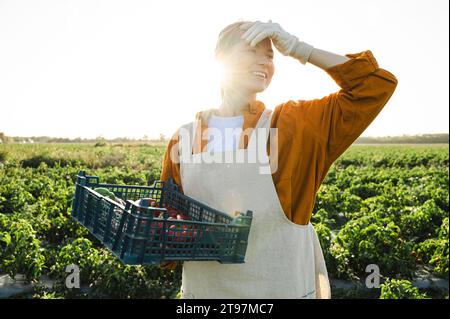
[252,71,266,78]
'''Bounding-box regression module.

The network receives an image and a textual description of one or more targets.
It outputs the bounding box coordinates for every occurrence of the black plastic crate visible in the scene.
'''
[70,171,253,265]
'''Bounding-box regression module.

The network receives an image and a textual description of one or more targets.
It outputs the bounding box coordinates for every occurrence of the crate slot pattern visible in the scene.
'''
[71,171,252,265]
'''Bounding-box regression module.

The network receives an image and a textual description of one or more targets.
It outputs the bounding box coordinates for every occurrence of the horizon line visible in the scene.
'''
[1,132,449,142]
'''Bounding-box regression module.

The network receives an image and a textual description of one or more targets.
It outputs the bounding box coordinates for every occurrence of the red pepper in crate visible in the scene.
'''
[138,198,159,208]
[163,203,188,219]
[164,214,201,245]
[136,198,199,247]
[134,198,164,234]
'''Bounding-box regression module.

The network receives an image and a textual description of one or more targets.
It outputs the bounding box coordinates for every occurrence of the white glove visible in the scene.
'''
[240,20,314,65]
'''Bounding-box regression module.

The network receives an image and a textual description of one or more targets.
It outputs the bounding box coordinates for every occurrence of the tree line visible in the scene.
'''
[1,132,448,144]
[354,133,449,144]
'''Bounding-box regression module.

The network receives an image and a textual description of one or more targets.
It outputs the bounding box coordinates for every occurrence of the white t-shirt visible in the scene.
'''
[207,114,244,152]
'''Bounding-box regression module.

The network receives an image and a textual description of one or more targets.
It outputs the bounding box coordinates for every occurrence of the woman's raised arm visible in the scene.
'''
[308,47,351,70]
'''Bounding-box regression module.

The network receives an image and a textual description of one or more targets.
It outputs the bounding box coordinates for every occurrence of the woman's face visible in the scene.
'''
[222,37,275,94]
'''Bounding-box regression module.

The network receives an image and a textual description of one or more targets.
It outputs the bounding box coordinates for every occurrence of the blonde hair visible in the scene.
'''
[215,21,252,98]
[215,20,252,63]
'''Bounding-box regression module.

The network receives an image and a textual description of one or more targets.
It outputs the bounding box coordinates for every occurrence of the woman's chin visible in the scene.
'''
[223,80,268,95]
[252,84,268,94]
[239,81,267,94]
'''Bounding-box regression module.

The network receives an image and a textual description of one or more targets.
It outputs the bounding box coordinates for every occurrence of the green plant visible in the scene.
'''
[94,141,107,147]
[330,213,416,279]
[0,150,8,162]
[400,200,447,241]
[416,217,449,276]
[0,217,46,281]
[50,238,102,284]
[379,278,429,299]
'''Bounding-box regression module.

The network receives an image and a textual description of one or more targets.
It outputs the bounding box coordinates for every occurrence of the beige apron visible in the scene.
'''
[178,109,331,299]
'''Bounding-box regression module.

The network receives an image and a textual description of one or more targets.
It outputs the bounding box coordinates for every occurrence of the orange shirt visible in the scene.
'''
[160,50,398,225]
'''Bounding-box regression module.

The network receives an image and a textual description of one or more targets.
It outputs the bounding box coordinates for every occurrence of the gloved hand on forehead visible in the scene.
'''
[240,20,314,65]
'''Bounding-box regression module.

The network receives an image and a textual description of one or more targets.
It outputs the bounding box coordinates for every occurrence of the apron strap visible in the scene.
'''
[178,121,197,161]
[247,109,274,149]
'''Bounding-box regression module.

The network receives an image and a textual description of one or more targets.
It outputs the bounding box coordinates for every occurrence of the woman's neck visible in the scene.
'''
[219,89,256,117]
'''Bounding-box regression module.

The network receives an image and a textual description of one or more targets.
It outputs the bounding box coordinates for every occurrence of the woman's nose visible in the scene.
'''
[257,56,271,65]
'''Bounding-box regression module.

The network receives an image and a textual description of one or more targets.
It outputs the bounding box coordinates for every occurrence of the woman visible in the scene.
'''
[160,20,398,298]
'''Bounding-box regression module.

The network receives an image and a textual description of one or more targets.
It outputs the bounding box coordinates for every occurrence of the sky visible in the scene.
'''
[0,0,448,139]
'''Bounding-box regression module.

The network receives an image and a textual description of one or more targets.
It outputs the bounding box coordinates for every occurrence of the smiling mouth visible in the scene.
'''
[250,71,267,79]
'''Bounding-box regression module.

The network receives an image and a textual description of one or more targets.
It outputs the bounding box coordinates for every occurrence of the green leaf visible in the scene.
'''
[0,232,11,246]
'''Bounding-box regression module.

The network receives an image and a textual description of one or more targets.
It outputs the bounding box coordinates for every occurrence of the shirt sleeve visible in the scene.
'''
[287,50,398,168]
[160,129,184,193]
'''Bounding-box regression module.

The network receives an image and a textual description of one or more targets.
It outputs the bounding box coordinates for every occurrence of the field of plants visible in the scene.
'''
[0,143,448,299]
